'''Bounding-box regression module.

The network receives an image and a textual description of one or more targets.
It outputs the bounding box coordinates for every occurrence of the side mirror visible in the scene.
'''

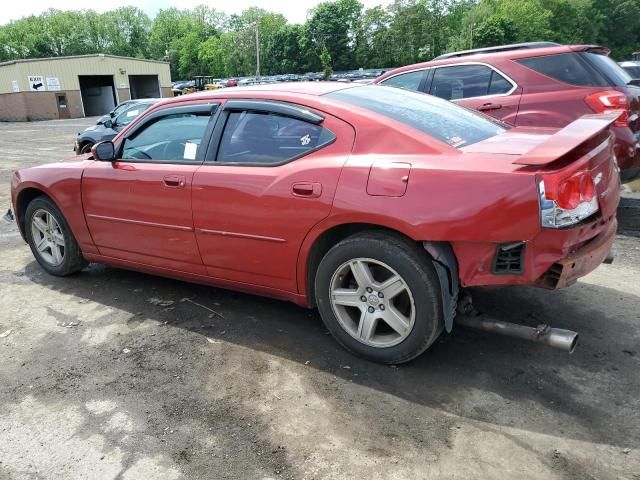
[110,111,116,118]
[92,141,115,161]
[103,119,113,129]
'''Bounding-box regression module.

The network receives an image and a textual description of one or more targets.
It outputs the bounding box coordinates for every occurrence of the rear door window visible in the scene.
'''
[517,52,610,86]
[430,65,511,100]
[380,70,425,91]
[216,111,336,165]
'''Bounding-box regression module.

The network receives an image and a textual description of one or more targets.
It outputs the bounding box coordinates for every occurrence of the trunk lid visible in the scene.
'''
[462,113,620,221]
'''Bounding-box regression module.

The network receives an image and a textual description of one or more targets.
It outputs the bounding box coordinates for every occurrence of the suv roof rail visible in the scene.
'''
[434,42,561,60]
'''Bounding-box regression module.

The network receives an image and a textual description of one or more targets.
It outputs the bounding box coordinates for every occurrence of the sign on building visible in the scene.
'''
[27,75,45,91]
[11,80,19,92]
[46,77,61,91]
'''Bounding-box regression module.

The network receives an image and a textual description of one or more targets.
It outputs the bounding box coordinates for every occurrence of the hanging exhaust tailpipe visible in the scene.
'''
[456,314,579,353]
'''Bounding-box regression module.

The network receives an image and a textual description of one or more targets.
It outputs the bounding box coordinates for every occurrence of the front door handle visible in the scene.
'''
[163,174,186,188]
[477,102,502,112]
[292,182,322,198]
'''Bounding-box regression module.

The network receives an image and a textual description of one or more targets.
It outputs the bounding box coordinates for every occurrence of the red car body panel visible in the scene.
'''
[10,83,620,308]
[375,44,640,180]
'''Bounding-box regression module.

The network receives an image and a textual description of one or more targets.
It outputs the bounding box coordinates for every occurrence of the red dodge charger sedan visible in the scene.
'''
[10,83,620,363]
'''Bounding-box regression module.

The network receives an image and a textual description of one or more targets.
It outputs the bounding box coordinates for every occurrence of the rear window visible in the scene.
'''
[517,52,609,86]
[582,52,632,87]
[326,86,506,148]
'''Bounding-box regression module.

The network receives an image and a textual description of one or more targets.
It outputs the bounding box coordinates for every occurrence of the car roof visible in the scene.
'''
[163,82,355,105]
[376,44,608,82]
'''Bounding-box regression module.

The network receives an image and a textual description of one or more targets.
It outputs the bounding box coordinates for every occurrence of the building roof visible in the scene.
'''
[0,54,169,68]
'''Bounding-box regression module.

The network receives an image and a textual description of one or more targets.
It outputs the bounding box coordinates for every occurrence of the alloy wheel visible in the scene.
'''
[329,258,416,348]
[30,209,65,266]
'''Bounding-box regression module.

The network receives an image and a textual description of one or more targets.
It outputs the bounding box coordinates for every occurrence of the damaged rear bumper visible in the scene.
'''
[536,218,617,289]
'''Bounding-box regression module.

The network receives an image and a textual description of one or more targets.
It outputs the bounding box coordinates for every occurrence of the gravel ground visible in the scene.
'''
[0,118,639,480]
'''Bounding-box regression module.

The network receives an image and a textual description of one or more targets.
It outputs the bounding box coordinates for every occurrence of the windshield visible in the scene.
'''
[115,103,154,127]
[622,65,640,79]
[326,85,506,148]
[112,101,136,117]
[583,52,632,86]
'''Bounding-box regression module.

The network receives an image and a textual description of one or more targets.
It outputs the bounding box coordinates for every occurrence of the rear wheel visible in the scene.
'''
[25,196,86,276]
[315,232,443,364]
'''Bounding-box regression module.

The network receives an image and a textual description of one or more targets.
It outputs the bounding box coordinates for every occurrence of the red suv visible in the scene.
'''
[375,42,640,182]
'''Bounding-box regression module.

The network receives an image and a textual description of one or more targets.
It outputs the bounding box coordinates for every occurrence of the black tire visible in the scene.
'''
[79,142,94,154]
[315,231,443,364]
[24,196,86,276]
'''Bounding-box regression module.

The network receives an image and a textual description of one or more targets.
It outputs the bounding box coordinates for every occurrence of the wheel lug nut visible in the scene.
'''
[366,287,373,293]
[360,296,367,302]
[380,305,385,311]
[378,292,384,298]
[368,306,375,313]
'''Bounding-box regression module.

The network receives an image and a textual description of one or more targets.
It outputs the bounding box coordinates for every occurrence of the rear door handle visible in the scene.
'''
[292,182,322,198]
[478,102,502,112]
[163,174,186,188]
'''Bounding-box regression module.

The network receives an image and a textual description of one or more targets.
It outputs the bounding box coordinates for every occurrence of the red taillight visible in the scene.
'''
[585,90,629,127]
[545,170,595,210]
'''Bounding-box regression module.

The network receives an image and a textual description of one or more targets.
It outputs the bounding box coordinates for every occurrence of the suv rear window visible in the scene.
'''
[326,86,505,148]
[582,52,632,87]
[517,52,609,87]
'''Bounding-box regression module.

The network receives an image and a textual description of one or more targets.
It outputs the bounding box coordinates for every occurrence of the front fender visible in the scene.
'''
[12,160,98,254]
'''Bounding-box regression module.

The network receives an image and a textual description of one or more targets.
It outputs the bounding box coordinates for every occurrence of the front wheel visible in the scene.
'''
[315,232,443,364]
[79,142,94,154]
[24,196,86,276]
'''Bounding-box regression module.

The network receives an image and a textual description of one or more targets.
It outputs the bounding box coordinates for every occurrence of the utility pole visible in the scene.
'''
[255,23,261,81]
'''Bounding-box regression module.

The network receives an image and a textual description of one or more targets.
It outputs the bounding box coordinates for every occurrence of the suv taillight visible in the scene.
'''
[538,170,598,228]
[584,91,629,127]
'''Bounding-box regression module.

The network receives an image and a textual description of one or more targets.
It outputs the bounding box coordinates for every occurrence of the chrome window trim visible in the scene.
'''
[381,62,519,100]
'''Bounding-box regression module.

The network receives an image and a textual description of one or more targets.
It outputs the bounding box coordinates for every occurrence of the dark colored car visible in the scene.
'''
[375,42,640,182]
[96,100,142,126]
[74,99,160,154]
[11,83,619,364]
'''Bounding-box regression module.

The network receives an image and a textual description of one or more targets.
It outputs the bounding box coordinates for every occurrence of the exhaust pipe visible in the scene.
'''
[456,314,578,353]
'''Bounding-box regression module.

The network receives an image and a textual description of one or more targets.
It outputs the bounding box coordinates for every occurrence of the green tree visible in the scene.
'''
[593,0,640,58]
[473,15,517,48]
[306,0,363,71]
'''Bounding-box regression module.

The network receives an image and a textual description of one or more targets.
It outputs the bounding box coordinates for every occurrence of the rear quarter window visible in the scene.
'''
[517,52,610,87]
[326,86,506,148]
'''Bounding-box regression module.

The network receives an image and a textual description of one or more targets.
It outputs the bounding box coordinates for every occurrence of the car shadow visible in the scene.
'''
[21,255,640,448]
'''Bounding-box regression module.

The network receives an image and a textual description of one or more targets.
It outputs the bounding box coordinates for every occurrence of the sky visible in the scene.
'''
[0,0,393,25]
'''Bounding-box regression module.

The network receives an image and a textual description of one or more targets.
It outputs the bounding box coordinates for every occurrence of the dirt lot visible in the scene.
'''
[0,118,639,480]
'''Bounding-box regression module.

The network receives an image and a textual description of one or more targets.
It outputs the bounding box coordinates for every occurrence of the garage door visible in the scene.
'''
[79,75,117,117]
[129,75,161,99]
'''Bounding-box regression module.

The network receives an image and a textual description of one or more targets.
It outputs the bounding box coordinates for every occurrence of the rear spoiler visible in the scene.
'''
[513,113,620,166]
